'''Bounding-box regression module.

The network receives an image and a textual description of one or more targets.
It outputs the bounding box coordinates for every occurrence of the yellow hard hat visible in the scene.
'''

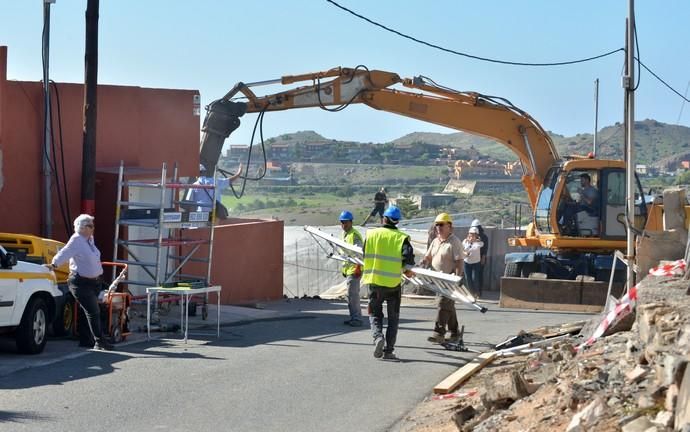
[434,213,453,224]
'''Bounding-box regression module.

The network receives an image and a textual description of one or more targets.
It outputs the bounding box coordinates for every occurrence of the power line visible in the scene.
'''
[637,60,690,104]
[325,0,623,67]
[326,0,690,107]
[677,80,690,124]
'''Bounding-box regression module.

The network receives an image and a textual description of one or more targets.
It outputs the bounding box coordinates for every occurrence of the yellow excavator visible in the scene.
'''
[197,66,685,307]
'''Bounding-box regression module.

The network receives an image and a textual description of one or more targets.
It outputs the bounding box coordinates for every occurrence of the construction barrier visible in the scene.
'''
[578,258,687,350]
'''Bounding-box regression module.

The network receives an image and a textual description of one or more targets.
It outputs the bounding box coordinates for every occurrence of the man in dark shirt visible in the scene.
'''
[362,187,388,226]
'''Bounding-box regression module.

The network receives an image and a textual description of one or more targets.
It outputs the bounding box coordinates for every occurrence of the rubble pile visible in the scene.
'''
[404,273,690,432]
[462,275,690,432]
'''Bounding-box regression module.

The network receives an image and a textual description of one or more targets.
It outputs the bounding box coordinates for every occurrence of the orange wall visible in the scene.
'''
[0,46,200,241]
[0,46,284,305]
[185,218,285,304]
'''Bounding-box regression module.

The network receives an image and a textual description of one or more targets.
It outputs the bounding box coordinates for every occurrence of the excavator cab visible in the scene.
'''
[534,162,648,242]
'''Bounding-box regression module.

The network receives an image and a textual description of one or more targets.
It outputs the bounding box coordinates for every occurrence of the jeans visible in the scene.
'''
[345,275,362,321]
[464,262,482,295]
[368,284,401,354]
[68,274,104,345]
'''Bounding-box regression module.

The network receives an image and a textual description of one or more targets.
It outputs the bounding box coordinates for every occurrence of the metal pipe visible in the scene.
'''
[593,78,599,157]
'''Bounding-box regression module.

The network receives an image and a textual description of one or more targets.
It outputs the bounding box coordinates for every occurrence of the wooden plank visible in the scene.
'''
[499,277,612,312]
[433,351,498,394]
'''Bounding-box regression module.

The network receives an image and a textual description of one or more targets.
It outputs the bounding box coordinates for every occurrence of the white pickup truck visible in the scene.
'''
[0,245,64,354]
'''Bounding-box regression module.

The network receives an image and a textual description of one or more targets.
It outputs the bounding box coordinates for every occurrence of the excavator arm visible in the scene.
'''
[199,66,560,208]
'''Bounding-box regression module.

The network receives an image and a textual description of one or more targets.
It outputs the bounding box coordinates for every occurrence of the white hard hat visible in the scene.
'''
[471,219,481,227]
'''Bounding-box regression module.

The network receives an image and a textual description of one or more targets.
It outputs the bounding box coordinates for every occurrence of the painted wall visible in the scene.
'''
[0,46,200,240]
[0,46,284,304]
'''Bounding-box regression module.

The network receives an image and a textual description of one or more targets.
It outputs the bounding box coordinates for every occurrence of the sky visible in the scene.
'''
[1,1,689,148]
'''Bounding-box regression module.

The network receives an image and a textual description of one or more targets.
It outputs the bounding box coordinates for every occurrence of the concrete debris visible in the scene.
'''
[413,271,690,432]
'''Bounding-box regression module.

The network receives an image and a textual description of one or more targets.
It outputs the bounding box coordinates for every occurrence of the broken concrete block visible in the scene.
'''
[480,370,531,409]
[453,405,477,427]
[626,365,649,383]
[652,410,673,428]
[666,383,679,411]
[663,187,687,231]
[637,230,687,276]
[566,396,605,432]
[621,415,655,432]
[675,365,690,431]
[657,353,688,387]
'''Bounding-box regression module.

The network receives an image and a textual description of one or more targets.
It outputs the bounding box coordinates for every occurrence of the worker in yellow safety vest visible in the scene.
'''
[361,205,415,362]
[339,210,364,327]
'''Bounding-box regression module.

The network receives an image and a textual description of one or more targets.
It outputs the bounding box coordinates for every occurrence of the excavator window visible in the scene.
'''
[535,168,560,234]
[557,170,600,237]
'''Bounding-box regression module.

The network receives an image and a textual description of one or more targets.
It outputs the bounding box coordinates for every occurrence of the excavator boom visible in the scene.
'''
[199,66,559,208]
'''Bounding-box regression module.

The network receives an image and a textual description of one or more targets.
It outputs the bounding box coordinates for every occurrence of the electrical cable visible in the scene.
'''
[631,23,641,91]
[50,81,73,228]
[326,0,690,105]
[47,82,71,237]
[637,59,690,103]
[325,0,623,67]
[226,105,270,199]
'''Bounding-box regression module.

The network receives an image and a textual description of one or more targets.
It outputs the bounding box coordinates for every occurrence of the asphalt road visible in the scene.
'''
[0,299,591,432]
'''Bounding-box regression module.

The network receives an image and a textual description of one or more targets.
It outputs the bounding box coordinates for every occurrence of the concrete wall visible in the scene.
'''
[185,218,285,304]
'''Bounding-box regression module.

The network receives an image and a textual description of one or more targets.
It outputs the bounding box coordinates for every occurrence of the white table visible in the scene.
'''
[146,285,222,343]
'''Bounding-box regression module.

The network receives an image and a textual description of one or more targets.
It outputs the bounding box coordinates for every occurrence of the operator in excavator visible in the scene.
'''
[559,173,600,236]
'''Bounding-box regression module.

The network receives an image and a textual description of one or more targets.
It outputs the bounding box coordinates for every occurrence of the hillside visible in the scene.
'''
[261,120,690,166]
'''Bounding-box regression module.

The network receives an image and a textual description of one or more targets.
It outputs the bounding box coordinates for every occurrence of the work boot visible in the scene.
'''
[373,337,385,359]
[93,339,114,351]
[427,333,444,344]
[381,352,400,362]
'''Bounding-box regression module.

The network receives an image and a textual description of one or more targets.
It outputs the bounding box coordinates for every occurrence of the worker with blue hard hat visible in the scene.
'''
[361,205,415,362]
[338,210,364,327]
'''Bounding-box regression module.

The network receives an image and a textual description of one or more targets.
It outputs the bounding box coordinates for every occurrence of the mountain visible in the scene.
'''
[265,120,690,166]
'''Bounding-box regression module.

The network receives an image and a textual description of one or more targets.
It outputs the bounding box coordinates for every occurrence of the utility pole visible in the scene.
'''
[593,78,599,157]
[81,0,99,215]
[624,0,636,290]
[42,0,55,238]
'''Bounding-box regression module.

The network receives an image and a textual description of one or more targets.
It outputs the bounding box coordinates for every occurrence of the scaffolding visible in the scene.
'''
[112,161,218,319]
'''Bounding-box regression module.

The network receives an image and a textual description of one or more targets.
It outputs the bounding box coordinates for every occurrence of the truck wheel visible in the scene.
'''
[53,297,74,337]
[16,298,49,354]
[504,262,522,277]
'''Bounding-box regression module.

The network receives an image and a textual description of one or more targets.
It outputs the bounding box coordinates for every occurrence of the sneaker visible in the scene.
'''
[343,319,353,325]
[93,340,114,351]
[382,352,400,362]
[349,319,363,327]
[427,333,445,344]
[373,337,385,358]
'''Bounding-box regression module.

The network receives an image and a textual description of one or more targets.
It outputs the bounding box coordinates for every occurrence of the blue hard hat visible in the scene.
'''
[338,210,354,222]
[383,205,402,221]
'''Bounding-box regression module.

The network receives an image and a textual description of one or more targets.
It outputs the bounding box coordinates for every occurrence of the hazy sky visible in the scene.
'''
[2,1,689,147]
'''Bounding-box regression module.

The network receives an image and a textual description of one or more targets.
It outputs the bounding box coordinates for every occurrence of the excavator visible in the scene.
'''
[197,66,678,308]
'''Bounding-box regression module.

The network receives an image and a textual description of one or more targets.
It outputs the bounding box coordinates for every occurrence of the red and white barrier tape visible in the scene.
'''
[648,259,687,276]
[578,258,687,351]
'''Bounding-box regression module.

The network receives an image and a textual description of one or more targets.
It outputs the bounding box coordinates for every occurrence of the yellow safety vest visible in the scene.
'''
[361,227,408,288]
[342,228,363,276]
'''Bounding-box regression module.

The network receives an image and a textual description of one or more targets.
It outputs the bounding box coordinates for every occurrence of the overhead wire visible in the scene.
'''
[325,0,623,67]
[325,0,690,105]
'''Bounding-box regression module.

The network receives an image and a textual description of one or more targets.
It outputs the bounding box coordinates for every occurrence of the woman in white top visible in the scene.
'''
[462,227,484,294]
